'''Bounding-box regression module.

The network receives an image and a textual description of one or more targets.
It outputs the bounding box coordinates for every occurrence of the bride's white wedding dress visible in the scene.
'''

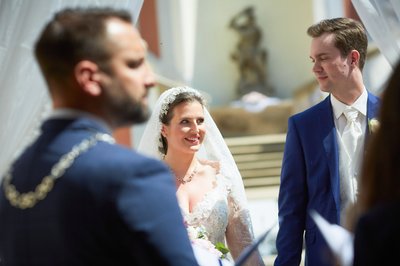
[137,86,264,265]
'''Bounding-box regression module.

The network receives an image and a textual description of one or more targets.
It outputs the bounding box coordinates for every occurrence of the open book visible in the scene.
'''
[309,210,354,266]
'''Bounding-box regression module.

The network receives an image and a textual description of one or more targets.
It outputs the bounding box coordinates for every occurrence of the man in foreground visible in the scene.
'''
[0,7,198,265]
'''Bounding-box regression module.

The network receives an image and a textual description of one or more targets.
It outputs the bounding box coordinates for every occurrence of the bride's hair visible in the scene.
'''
[158,90,205,155]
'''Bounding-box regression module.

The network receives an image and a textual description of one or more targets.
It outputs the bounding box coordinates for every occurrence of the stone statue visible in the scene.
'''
[230,6,272,97]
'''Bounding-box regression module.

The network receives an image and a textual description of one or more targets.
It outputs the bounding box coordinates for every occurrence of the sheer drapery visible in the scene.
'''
[0,0,143,180]
[352,0,400,68]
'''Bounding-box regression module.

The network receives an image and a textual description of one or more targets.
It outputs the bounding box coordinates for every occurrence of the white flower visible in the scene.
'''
[192,238,223,258]
[187,225,207,241]
[186,225,229,259]
[368,118,380,134]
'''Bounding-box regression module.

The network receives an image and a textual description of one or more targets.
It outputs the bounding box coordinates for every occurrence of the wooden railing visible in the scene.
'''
[225,134,286,189]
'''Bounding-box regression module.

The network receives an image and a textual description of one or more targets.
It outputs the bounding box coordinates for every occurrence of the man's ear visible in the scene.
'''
[74,60,102,96]
[350,50,360,67]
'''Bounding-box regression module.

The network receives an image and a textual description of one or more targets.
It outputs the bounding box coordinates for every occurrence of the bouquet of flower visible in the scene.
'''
[186,224,230,259]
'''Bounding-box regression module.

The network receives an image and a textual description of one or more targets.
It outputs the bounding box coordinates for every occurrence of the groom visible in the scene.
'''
[275,18,380,266]
[0,7,198,265]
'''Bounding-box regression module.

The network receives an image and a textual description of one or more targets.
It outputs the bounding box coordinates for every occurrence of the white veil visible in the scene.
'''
[137,86,249,207]
[351,0,400,68]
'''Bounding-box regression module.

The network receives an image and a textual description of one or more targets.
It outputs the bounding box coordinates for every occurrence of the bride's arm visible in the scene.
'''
[226,192,265,266]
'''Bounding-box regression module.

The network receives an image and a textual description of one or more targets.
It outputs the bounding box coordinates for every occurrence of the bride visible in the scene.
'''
[138,86,264,265]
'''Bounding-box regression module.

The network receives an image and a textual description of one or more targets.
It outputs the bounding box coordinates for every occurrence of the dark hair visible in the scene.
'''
[307,17,368,70]
[158,91,205,155]
[357,62,400,214]
[34,7,132,82]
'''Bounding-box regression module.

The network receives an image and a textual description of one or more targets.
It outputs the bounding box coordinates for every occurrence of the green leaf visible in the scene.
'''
[215,242,230,255]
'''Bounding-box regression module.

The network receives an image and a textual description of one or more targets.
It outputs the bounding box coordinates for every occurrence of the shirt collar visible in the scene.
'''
[48,108,112,133]
[330,88,368,119]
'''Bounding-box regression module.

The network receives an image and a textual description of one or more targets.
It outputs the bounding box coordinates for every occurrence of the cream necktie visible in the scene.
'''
[342,107,362,159]
[339,107,363,224]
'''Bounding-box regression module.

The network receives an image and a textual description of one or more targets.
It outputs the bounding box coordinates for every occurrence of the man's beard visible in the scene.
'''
[108,96,150,127]
[102,82,151,127]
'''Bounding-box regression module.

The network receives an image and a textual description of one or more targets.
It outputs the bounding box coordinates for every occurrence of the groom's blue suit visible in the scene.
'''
[0,117,198,266]
[275,93,380,266]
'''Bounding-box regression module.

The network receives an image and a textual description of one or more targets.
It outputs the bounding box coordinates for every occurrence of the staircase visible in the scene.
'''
[225,133,286,198]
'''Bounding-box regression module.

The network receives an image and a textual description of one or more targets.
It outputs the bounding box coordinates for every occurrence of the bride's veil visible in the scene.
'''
[137,86,249,207]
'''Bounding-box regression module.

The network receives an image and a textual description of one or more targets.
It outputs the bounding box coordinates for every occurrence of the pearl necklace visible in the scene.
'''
[2,133,115,209]
[174,161,198,184]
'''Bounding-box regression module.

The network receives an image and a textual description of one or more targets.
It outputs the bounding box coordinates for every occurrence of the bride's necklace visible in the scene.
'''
[174,161,198,184]
[2,133,115,209]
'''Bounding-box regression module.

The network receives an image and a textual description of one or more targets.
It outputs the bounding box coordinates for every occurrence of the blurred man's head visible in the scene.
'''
[35,7,155,128]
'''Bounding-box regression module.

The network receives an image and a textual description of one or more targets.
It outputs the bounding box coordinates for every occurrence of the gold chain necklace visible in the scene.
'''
[174,161,198,184]
[2,133,115,209]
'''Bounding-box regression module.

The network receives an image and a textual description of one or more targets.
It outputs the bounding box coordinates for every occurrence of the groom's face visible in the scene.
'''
[99,18,155,126]
[310,32,352,95]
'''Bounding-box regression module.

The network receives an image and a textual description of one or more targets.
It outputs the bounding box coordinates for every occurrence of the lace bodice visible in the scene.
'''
[181,174,229,245]
[181,174,264,266]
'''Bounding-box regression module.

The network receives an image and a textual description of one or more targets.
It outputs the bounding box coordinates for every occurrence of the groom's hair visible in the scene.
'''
[34,7,132,84]
[307,17,368,70]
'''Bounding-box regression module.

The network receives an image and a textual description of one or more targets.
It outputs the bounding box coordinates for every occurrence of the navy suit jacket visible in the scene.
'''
[275,93,380,266]
[0,117,198,266]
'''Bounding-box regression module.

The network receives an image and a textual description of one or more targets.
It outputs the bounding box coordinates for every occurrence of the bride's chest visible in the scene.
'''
[181,178,230,226]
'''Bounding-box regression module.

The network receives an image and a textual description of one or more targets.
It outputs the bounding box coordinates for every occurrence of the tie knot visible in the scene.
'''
[343,107,359,122]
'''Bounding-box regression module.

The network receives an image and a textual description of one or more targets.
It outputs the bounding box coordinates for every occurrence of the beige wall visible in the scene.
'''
[151,0,315,106]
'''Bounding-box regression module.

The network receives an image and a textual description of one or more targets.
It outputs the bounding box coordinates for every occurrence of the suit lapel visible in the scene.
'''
[366,92,380,119]
[366,92,380,132]
[320,96,341,213]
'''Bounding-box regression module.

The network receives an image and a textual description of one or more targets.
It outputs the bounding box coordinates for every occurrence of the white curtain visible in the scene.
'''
[177,0,198,83]
[155,0,198,84]
[352,0,400,68]
[0,0,143,179]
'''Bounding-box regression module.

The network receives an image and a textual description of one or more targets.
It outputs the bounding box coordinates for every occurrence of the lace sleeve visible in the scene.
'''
[226,190,265,266]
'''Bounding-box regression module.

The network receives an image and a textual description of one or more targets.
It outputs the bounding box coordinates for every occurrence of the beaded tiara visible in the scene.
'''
[159,86,205,118]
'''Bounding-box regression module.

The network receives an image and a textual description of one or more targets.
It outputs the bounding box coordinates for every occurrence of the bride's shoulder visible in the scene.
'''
[198,159,220,174]
[198,159,231,184]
